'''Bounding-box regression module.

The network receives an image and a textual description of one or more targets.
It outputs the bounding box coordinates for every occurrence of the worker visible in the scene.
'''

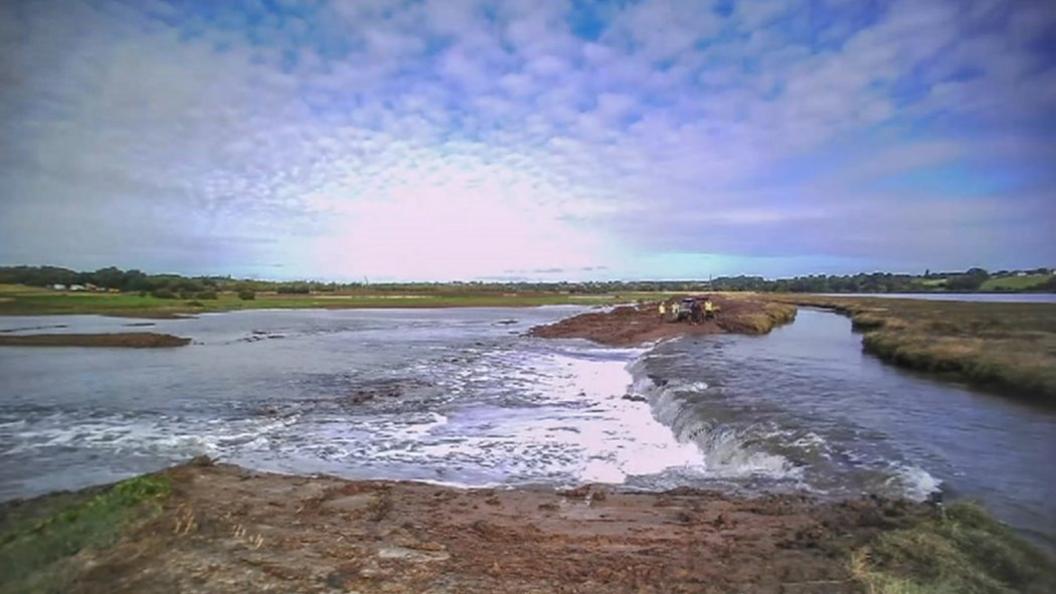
[690,299,702,324]
[671,301,680,321]
[704,297,715,320]
[658,301,667,321]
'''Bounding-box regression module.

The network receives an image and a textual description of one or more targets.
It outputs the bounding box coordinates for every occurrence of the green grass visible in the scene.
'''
[0,475,171,594]
[768,294,1056,402]
[980,274,1053,291]
[851,503,1056,594]
[0,286,677,317]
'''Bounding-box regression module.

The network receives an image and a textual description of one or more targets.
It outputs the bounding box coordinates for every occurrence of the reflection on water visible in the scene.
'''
[1,306,1053,549]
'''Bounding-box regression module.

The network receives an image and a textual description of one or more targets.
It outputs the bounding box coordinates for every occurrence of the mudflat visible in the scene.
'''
[530,296,797,346]
[0,332,191,348]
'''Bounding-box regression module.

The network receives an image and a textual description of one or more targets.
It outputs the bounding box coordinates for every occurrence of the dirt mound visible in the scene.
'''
[47,462,939,594]
[530,296,796,346]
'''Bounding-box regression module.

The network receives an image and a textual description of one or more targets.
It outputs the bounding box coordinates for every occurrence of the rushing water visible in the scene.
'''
[1,307,1053,549]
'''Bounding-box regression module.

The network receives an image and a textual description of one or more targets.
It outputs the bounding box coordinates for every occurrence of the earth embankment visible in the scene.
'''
[530,295,796,346]
[9,461,1052,594]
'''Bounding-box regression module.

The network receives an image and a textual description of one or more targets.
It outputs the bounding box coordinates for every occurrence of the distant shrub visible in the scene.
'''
[195,290,218,300]
[185,300,204,307]
[276,284,310,294]
[151,288,177,299]
[238,289,256,300]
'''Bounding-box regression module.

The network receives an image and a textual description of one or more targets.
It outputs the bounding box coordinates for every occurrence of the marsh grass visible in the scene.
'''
[770,295,1056,402]
[0,475,171,594]
[851,503,1056,594]
[0,286,678,317]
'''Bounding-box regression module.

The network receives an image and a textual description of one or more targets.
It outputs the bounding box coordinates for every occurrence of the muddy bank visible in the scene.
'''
[0,332,191,348]
[5,461,1051,593]
[530,296,797,346]
[0,461,962,594]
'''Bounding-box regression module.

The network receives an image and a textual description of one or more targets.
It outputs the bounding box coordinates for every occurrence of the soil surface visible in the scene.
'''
[49,461,933,594]
[530,296,796,346]
[0,332,191,348]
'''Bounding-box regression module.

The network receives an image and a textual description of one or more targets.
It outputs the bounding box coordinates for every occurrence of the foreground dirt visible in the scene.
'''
[0,332,191,347]
[530,296,797,346]
[42,462,939,594]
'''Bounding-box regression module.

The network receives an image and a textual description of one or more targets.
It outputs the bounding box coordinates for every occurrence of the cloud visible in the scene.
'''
[1,0,1053,279]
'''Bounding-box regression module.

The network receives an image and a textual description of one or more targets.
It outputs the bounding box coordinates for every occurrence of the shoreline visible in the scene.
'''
[3,459,1052,593]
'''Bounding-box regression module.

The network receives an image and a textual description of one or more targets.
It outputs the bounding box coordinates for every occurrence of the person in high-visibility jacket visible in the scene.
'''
[658,301,667,320]
[703,298,715,319]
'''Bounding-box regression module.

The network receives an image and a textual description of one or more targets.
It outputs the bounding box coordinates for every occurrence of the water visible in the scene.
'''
[820,293,1056,303]
[1,307,1053,549]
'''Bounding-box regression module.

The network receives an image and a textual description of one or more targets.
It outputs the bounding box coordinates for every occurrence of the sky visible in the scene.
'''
[1,0,1054,281]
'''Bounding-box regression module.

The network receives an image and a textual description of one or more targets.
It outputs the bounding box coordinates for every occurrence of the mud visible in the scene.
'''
[0,332,191,348]
[50,461,934,594]
[530,296,797,346]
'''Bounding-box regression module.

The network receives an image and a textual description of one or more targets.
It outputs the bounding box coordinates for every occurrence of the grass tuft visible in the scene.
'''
[851,502,1055,594]
[0,475,171,594]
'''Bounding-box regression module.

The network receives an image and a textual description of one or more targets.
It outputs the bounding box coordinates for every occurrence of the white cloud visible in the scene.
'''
[1,0,1053,278]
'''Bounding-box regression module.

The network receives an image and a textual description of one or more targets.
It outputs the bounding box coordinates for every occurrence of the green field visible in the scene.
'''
[0,284,674,317]
[980,274,1053,291]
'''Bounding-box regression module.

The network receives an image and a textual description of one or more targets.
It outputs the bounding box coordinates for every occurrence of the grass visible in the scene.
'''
[980,274,1053,292]
[718,297,798,334]
[851,502,1056,594]
[0,286,678,317]
[767,294,1056,403]
[0,475,171,594]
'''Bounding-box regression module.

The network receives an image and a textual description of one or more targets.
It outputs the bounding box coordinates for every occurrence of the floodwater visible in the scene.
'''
[1,307,1054,549]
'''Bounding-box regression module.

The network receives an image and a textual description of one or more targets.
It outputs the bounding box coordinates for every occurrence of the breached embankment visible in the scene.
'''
[0,332,191,348]
[530,296,797,346]
[7,460,1052,594]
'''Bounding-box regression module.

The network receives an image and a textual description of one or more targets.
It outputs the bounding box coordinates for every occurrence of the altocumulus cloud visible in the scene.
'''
[1,0,1053,280]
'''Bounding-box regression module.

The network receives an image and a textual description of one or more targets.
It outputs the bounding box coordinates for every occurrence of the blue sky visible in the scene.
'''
[1,0,1054,281]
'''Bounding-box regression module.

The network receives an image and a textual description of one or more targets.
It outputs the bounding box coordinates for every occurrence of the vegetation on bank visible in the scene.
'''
[771,295,1056,402]
[0,475,171,594]
[851,502,1055,594]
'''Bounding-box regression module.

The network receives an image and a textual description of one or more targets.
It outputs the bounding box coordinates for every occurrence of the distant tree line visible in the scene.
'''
[0,265,1052,296]
[0,266,348,300]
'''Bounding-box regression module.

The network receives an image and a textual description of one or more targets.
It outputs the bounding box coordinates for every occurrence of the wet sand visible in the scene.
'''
[44,461,935,594]
[530,297,797,346]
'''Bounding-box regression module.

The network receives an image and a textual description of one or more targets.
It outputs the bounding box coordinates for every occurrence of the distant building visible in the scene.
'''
[69,284,86,291]
[52,284,67,290]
